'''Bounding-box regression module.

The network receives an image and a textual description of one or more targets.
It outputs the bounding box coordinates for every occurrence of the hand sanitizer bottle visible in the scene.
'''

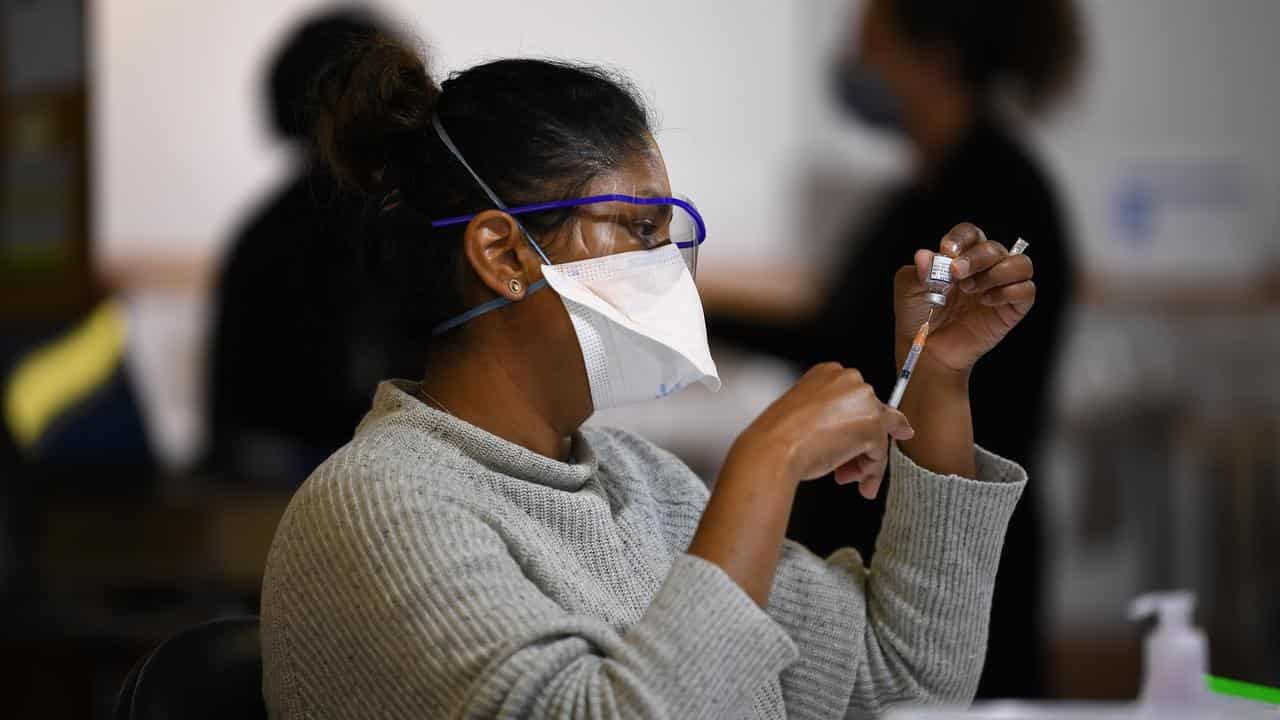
[1129,591,1210,706]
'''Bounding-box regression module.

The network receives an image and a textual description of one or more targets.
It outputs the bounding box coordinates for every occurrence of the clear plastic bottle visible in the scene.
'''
[1128,591,1210,706]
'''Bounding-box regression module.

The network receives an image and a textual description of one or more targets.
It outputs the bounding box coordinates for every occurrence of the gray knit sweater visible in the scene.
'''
[261,380,1025,719]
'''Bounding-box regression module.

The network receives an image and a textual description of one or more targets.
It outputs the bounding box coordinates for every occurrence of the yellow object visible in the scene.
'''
[4,300,128,450]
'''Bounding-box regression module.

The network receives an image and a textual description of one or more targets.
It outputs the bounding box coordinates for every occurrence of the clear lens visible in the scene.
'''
[669,194,701,278]
[571,194,704,277]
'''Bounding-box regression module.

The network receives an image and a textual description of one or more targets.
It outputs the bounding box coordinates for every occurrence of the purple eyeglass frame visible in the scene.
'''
[428,193,707,249]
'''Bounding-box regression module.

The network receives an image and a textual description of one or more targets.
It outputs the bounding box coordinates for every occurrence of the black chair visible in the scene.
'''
[114,616,267,720]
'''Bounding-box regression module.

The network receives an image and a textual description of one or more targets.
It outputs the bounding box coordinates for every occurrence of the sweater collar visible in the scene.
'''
[363,380,599,492]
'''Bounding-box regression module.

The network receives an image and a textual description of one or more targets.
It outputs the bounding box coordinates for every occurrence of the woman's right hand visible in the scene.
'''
[697,363,914,605]
[731,363,915,499]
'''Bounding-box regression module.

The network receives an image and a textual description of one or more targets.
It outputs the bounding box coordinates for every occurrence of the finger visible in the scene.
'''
[834,455,872,485]
[800,362,845,387]
[857,459,888,499]
[913,249,933,285]
[859,439,887,464]
[940,222,987,257]
[993,300,1034,329]
[981,280,1036,307]
[951,240,1009,283]
[959,254,1034,295]
[896,264,927,303]
[806,361,845,377]
[858,475,880,500]
[882,407,915,441]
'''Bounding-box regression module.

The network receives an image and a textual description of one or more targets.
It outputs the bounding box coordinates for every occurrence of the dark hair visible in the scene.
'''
[267,7,387,139]
[886,0,1083,113]
[310,33,653,347]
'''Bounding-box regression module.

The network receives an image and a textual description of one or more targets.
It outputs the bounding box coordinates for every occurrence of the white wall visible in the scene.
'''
[1032,0,1280,278]
[92,0,809,267]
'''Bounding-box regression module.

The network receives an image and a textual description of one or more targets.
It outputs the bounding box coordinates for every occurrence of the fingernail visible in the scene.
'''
[952,258,969,277]
[942,241,958,255]
[960,279,976,293]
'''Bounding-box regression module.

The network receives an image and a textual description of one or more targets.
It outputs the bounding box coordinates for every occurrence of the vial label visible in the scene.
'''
[929,256,953,284]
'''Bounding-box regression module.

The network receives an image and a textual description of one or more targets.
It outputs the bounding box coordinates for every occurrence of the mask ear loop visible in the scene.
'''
[429,115,549,336]
[431,116,552,266]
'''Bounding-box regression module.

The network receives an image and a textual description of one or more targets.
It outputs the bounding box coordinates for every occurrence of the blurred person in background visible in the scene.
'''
[705,0,1082,699]
[207,7,425,486]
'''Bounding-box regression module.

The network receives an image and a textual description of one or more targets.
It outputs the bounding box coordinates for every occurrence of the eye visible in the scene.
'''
[630,220,667,249]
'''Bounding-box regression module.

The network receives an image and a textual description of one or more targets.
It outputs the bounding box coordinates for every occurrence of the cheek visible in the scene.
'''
[528,287,592,401]
[578,220,640,259]
[526,286,584,360]
[548,217,644,263]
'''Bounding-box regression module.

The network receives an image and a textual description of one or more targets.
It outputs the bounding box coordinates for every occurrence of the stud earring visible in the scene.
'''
[508,278,523,296]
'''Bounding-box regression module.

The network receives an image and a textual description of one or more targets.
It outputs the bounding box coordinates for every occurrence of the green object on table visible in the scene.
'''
[1207,674,1280,706]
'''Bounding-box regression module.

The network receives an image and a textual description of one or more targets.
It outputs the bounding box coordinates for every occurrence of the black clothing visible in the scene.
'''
[207,168,425,486]
[709,120,1076,698]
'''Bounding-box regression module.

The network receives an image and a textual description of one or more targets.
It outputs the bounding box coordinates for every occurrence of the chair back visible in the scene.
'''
[114,615,265,720]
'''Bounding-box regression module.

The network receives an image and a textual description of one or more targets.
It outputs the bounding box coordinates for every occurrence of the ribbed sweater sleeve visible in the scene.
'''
[262,458,798,719]
[765,444,1026,719]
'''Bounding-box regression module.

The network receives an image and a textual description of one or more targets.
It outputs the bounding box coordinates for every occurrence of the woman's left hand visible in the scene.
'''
[894,223,1036,375]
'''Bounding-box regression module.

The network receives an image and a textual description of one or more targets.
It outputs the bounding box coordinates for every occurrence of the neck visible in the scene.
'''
[905,85,976,179]
[419,344,575,462]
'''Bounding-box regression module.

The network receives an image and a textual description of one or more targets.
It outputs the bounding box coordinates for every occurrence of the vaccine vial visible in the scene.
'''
[925,255,953,307]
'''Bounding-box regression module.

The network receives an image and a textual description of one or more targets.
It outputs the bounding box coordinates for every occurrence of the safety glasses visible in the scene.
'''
[430,193,707,277]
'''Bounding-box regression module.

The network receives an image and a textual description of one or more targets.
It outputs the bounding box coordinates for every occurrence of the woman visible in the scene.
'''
[707,0,1081,698]
[261,33,1036,719]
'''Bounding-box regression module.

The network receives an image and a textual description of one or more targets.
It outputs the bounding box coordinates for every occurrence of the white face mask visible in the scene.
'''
[541,244,720,412]
[425,117,717,411]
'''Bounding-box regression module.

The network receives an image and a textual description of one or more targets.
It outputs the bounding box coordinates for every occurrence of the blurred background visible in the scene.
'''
[2,0,1278,716]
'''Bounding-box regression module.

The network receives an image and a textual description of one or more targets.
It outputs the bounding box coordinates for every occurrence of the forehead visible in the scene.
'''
[582,142,670,197]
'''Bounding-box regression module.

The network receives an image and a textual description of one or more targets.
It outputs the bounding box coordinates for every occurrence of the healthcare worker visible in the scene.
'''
[707,0,1081,698]
[261,33,1037,719]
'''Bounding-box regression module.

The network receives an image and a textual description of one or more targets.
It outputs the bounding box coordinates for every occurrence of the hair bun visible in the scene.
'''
[313,34,440,194]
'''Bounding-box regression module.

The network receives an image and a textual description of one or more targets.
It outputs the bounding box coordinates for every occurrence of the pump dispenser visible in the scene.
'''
[1129,591,1209,706]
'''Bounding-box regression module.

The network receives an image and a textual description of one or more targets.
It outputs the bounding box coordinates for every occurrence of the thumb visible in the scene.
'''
[884,407,915,440]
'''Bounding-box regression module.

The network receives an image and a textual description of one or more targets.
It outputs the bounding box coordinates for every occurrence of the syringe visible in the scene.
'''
[888,238,1029,409]
[888,320,930,408]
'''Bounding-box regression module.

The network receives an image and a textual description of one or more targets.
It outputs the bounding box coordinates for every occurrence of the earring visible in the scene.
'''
[508,278,523,296]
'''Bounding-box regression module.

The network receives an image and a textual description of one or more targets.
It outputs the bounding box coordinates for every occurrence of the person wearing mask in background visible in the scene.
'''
[207,8,426,486]
[261,31,1039,719]
[705,0,1081,699]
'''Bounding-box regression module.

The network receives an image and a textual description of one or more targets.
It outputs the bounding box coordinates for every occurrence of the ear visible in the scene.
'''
[462,209,539,301]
